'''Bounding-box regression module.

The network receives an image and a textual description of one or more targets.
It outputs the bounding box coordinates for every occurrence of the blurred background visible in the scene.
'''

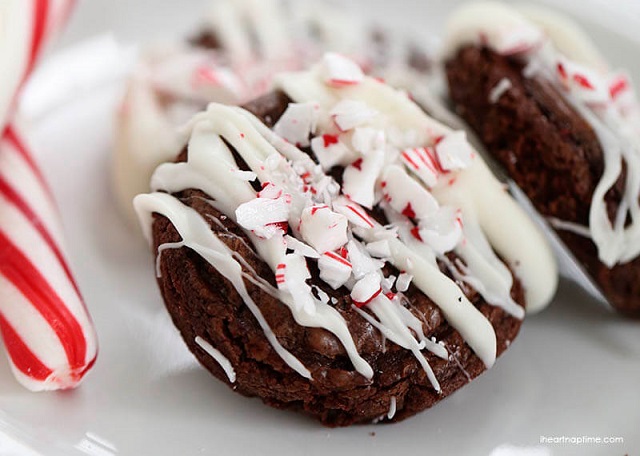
[50,0,640,80]
[59,0,640,49]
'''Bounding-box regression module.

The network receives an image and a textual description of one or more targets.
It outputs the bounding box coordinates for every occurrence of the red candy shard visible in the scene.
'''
[410,225,423,242]
[573,74,594,90]
[557,62,567,79]
[402,202,416,219]
[609,77,629,99]
[322,134,339,147]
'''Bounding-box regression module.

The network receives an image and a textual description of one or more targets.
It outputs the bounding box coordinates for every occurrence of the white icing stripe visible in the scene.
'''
[195,336,236,383]
[489,78,512,103]
[445,2,640,268]
[0,138,65,248]
[0,274,68,374]
[516,4,607,71]
[442,1,544,59]
[152,105,375,379]
[386,237,497,368]
[548,217,592,238]
[387,396,397,419]
[134,192,312,379]
[358,296,442,391]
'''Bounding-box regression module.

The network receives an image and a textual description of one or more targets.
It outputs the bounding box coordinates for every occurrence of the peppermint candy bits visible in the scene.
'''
[320,52,364,87]
[300,205,348,253]
[235,183,291,239]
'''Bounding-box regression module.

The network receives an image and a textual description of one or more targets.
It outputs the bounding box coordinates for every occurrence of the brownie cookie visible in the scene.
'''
[135,54,557,425]
[444,2,640,316]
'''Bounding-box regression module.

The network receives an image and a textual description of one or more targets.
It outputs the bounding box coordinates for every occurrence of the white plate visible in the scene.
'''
[1,1,639,455]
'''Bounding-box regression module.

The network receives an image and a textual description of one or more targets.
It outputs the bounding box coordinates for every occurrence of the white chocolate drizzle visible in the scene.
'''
[387,396,397,419]
[135,54,557,391]
[195,336,236,383]
[444,2,640,267]
[489,77,513,103]
[135,192,311,379]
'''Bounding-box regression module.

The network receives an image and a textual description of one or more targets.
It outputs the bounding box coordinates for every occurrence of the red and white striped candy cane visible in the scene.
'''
[0,0,97,391]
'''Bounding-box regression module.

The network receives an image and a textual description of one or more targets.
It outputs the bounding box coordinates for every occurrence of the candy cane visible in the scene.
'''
[0,0,97,391]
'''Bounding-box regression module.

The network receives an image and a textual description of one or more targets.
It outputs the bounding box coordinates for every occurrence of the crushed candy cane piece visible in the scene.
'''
[258,182,285,199]
[342,149,385,208]
[320,52,364,87]
[299,205,348,253]
[285,235,320,258]
[396,272,413,292]
[235,189,291,239]
[434,131,474,171]
[418,207,463,254]
[332,196,375,229]
[347,240,384,280]
[609,73,630,99]
[381,275,397,292]
[365,240,391,258]
[318,251,352,289]
[310,134,355,170]
[330,100,378,132]
[351,127,385,155]
[351,272,382,307]
[273,102,318,147]
[382,165,439,218]
[400,146,440,187]
[277,254,316,314]
[556,59,609,104]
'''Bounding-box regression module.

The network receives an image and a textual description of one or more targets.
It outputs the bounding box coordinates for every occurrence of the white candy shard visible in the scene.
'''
[347,240,384,279]
[556,59,609,105]
[366,239,391,258]
[418,207,463,254]
[381,274,397,292]
[232,169,258,182]
[351,272,382,305]
[351,127,385,155]
[299,205,348,253]
[493,24,543,55]
[320,52,364,87]
[318,251,352,289]
[382,165,439,218]
[310,134,355,170]
[257,182,284,199]
[400,146,440,187]
[342,149,385,208]
[284,234,320,258]
[434,131,474,171]
[273,102,319,147]
[235,186,290,239]
[396,272,413,292]
[276,254,316,314]
[330,100,378,132]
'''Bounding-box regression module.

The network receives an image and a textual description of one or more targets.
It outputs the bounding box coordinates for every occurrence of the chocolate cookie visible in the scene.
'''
[135,56,556,425]
[444,3,640,316]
